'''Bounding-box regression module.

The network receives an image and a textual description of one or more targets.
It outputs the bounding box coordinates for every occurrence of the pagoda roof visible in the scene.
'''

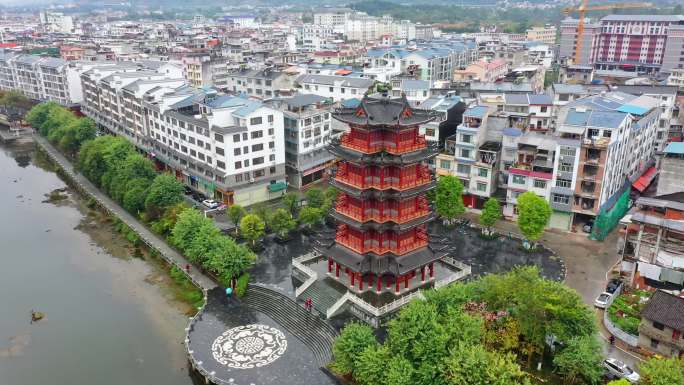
[331,211,436,231]
[333,95,437,127]
[330,178,436,200]
[328,140,439,165]
[314,242,448,276]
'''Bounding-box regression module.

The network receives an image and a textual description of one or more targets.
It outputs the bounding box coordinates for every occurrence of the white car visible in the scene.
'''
[594,292,612,309]
[603,358,640,383]
[202,199,220,209]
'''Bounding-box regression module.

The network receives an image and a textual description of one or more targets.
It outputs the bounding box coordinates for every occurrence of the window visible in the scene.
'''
[560,147,575,156]
[440,159,451,169]
[461,134,472,143]
[653,321,665,331]
[556,179,572,188]
[269,141,275,149]
[478,168,488,177]
[552,194,570,204]
[216,160,226,170]
[216,147,225,156]
[233,134,240,142]
[425,128,435,137]
[244,159,250,167]
[251,130,263,139]
[233,148,240,156]
[512,175,526,184]
[329,87,334,92]
[215,133,224,142]
[540,106,548,113]
[268,128,274,135]
[457,164,470,174]
[268,115,274,123]
[269,154,275,161]
[250,117,263,125]
[650,338,659,349]
[242,133,248,140]
[253,157,264,165]
[559,162,573,173]
[235,161,242,169]
[252,143,263,152]
[533,179,547,189]
[235,174,243,183]
[269,166,276,174]
[253,169,265,178]
[476,182,487,192]
[460,149,471,159]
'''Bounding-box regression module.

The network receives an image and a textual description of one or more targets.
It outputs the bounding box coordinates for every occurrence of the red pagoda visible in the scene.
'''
[317,95,446,296]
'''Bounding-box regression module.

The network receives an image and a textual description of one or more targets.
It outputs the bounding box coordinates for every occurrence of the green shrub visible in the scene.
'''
[235,273,250,297]
[607,290,648,335]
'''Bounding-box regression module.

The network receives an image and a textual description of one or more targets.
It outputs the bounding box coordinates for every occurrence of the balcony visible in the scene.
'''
[339,132,427,155]
[335,196,430,225]
[335,229,429,256]
[335,173,433,191]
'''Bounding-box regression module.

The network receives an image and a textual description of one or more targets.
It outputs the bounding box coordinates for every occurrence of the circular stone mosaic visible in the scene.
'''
[211,324,287,369]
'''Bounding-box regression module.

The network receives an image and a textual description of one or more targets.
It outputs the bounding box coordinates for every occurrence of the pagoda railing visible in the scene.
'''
[334,174,433,191]
[435,257,472,289]
[326,289,426,319]
[339,133,428,155]
[292,251,321,297]
[335,237,428,256]
[336,206,430,224]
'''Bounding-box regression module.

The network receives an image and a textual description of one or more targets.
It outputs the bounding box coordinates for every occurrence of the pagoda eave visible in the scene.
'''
[314,242,448,276]
[331,211,436,231]
[328,142,439,165]
[330,178,436,199]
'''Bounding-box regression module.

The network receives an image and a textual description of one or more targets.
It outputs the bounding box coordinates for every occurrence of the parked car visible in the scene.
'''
[603,358,640,383]
[202,199,220,209]
[583,219,595,233]
[606,278,623,294]
[183,186,193,195]
[594,292,612,309]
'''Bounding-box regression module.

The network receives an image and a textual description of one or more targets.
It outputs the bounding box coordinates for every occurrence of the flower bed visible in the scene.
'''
[607,289,650,335]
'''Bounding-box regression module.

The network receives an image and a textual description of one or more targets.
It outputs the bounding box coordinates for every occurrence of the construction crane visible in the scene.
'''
[562,1,654,64]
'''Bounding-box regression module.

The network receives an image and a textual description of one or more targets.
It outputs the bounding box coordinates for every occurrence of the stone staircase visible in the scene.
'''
[298,279,346,316]
[242,284,338,367]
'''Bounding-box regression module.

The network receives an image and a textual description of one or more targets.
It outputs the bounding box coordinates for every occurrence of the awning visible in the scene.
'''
[268,181,287,192]
[632,166,657,192]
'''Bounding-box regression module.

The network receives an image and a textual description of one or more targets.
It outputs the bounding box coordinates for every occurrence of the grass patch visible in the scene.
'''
[607,289,650,335]
[170,265,204,309]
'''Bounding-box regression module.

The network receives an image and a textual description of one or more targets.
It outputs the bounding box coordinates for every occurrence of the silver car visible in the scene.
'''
[603,358,640,383]
[594,292,612,309]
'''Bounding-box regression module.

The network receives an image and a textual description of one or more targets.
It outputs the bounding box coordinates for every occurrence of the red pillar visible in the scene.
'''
[359,273,364,291]
[376,275,382,293]
[351,271,355,287]
[328,258,333,273]
[429,263,434,278]
[405,274,410,289]
[421,267,425,282]
[395,276,401,293]
[335,263,340,278]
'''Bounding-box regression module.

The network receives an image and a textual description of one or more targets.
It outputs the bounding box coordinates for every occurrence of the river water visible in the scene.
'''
[0,142,195,385]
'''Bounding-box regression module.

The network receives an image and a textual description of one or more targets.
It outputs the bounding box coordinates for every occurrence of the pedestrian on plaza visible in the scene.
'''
[609,335,615,345]
[185,264,191,273]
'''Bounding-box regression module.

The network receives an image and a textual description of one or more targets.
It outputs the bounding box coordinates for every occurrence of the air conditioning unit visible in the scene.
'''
[249,177,255,183]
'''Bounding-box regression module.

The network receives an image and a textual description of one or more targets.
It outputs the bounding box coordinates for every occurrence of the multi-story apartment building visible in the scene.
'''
[560,15,684,73]
[417,94,465,144]
[453,59,509,83]
[0,51,81,106]
[313,8,352,26]
[176,54,229,89]
[225,68,297,99]
[526,25,557,45]
[415,24,433,41]
[500,130,556,218]
[296,74,374,102]
[638,291,684,358]
[555,92,660,227]
[503,93,554,132]
[146,93,287,206]
[436,105,500,209]
[559,18,600,66]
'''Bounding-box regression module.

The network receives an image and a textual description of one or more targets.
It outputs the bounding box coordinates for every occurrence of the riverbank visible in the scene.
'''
[0,141,196,385]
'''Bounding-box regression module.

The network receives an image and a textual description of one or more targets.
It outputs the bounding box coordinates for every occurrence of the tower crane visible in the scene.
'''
[562,1,654,64]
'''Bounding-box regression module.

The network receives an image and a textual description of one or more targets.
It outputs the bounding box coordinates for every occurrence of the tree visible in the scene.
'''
[282,192,299,216]
[228,204,247,235]
[184,221,221,265]
[435,175,465,224]
[331,322,378,376]
[26,102,59,131]
[203,236,256,284]
[240,214,265,246]
[298,206,323,229]
[0,90,30,109]
[305,188,325,208]
[479,197,502,235]
[353,345,390,385]
[443,343,529,385]
[170,209,208,251]
[122,178,151,214]
[516,191,551,246]
[145,174,184,219]
[606,380,630,385]
[270,208,296,238]
[552,335,604,385]
[385,355,415,385]
[638,357,684,385]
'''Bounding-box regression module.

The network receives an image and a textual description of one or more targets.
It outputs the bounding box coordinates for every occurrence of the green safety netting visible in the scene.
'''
[590,189,631,241]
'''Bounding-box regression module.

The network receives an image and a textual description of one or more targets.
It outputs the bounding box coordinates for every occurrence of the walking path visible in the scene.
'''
[33,134,217,291]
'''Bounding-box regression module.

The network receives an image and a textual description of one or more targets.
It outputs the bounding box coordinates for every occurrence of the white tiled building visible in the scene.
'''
[296,74,374,102]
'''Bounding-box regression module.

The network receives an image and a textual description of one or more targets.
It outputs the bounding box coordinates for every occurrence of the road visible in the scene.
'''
[461,212,644,370]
